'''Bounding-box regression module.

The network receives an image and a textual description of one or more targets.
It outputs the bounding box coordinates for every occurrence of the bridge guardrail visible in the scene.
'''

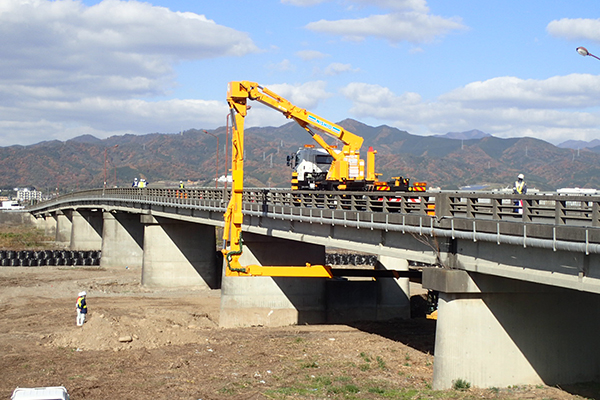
[25,187,600,252]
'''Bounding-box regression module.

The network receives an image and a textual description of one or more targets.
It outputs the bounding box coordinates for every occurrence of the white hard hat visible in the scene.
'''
[518,174,524,180]
[79,291,86,296]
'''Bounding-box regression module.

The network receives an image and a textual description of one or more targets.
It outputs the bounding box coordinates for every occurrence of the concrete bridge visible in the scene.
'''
[25,187,600,389]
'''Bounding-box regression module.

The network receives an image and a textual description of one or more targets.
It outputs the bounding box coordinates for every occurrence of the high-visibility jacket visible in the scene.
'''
[76,296,87,314]
[514,180,526,194]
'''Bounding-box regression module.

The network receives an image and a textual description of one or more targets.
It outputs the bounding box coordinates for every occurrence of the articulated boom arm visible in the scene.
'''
[222,80,333,277]
[237,81,363,152]
[228,81,371,185]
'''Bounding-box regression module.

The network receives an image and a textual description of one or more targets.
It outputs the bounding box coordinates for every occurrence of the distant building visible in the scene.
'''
[15,188,43,203]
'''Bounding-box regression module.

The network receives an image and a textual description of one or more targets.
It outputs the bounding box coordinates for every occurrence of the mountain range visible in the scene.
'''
[1,119,599,193]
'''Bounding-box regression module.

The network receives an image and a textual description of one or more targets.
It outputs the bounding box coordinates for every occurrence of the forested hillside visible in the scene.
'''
[0,120,597,193]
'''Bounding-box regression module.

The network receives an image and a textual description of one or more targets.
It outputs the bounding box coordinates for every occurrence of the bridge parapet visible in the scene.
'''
[26,188,600,255]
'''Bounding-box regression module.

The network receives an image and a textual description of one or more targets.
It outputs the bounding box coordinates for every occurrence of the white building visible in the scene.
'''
[16,188,43,203]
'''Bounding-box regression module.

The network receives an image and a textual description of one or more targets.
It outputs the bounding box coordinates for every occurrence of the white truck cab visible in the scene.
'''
[288,146,335,189]
[11,387,70,400]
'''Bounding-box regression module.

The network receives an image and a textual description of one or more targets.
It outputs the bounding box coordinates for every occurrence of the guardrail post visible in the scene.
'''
[522,198,531,222]
[555,199,564,225]
[433,192,450,220]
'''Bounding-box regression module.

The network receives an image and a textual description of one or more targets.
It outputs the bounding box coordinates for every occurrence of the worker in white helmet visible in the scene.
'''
[76,291,87,326]
[513,174,527,195]
[513,174,527,214]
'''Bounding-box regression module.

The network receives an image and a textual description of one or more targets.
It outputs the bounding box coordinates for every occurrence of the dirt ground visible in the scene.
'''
[0,265,595,400]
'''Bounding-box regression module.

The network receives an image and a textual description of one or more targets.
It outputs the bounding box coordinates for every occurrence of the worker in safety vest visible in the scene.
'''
[513,174,527,214]
[179,181,185,189]
[76,291,87,326]
[513,174,527,195]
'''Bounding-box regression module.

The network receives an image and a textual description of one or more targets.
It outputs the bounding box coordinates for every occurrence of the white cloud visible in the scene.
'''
[547,18,600,43]
[323,63,359,76]
[266,81,332,109]
[349,0,429,13]
[0,0,259,145]
[296,50,329,60]
[440,74,600,109]
[282,0,429,13]
[0,98,228,142]
[305,10,466,44]
[281,0,326,5]
[267,59,296,72]
[242,81,333,128]
[340,76,600,144]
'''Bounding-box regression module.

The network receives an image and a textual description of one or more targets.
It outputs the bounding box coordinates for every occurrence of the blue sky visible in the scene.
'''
[0,0,599,146]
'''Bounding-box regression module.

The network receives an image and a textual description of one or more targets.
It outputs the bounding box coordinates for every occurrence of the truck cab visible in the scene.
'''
[288,145,334,190]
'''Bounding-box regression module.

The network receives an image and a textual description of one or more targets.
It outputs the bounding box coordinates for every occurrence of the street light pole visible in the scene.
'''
[576,46,600,61]
[203,130,219,188]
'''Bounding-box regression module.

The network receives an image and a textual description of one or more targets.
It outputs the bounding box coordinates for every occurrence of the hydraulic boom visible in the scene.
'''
[223,81,333,277]
[222,80,426,277]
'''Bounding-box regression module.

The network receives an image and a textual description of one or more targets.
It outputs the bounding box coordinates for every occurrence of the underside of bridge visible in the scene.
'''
[219,232,412,327]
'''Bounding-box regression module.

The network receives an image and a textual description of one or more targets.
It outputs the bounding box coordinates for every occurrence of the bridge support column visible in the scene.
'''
[55,210,72,248]
[376,255,410,319]
[34,214,56,238]
[220,232,327,328]
[70,209,103,250]
[140,215,217,289]
[100,211,144,269]
[424,268,600,389]
[43,214,56,237]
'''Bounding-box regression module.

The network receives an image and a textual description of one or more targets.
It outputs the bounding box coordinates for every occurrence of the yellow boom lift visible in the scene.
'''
[223,80,425,277]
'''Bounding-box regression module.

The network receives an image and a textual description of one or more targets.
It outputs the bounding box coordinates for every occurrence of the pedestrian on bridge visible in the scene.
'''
[76,291,87,326]
[513,174,527,214]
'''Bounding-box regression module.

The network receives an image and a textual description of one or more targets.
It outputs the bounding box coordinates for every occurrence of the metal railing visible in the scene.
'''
[26,187,600,252]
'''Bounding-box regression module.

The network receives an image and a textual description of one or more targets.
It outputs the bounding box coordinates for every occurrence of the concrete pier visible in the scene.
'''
[41,214,57,238]
[424,268,600,389]
[100,211,144,269]
[55,210,72,248]
[220,232,327,327]
[70,209,103,250]
[220,233,414,327]
[376,255,410,320]
[140,215,218,289]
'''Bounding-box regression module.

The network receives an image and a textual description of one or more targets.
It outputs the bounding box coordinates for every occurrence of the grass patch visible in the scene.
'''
[453,378,471,390]
[300,361,319,369]
[0,226,53,249]
[359,352,371,363]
